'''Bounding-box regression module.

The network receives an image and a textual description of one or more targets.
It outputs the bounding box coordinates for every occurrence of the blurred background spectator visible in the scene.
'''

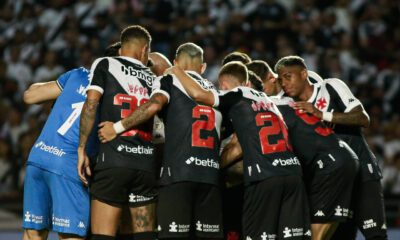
[0,0,399,228]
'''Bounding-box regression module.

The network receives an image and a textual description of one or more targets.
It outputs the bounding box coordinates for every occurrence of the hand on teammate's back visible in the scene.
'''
[98,121,117,143]
[294,101,322,119]
[77,147,91,185]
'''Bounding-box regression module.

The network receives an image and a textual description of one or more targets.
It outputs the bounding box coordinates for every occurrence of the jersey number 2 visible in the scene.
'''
[256,112,292,154]
[192,105,215,149]
[295,110,333,136]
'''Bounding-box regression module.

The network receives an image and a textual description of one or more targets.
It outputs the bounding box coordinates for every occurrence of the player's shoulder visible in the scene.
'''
[239,86,269,101]
[270,95,294,106]
[323,78,350,90]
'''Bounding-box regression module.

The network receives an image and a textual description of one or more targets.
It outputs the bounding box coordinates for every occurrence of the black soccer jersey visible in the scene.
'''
[214,87,302,184]
[152,71,222,186]
[272,95,358,175]
[87,56,156,172]
[308,78,382,181]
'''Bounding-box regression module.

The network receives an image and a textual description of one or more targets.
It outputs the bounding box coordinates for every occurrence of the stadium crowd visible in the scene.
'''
[0,0,399,221]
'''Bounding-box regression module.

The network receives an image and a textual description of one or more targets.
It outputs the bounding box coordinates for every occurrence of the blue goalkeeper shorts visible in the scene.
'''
[22,164,89,237]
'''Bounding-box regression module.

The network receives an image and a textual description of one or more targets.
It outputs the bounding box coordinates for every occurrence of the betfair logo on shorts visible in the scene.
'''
[272,157,300,167]
[35,141,66,157]
[185,156,219,169]
[117,144,153,155]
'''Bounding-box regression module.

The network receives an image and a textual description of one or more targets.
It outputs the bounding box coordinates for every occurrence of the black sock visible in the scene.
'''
[91,234,116,240]
[133,231,157,240]
[116,233,134,240]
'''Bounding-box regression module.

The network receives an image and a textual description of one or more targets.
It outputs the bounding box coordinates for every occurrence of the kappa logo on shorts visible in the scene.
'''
[305,230,311,236]
[78,221,85,228]
[317,160,324,169]
[381,223,387,229]
[272,157,300,167]
[168,222,190,233]
[117,144,153,155]
[314,210,325,217]
[363,219,377,229]
[185,156,219,169]
[246,236,252,240]
[261,232,277,240]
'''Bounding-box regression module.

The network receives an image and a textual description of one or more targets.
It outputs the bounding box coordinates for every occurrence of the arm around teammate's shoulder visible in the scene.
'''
[23,81,62,104]
[165,66,216,106]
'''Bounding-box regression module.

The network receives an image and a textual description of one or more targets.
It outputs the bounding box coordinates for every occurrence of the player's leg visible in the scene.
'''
[242,177,281,240]
[90,168,132,239]
[278,175,311,240]
[22,165,51,240]
[128,169,158,240]
[307,154,358,239]
[310,223,338,240]
[193,183,223,240]
[23,229,49,240]
[157,182,194,240]
[91,199,122,237]
[353,180,387,240]
[222,184,243,240]
[49,169,90,239]
[116,206,134,240]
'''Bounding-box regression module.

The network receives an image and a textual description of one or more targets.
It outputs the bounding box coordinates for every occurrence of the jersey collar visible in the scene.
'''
[307,84,319,103]
[185,70,203,80]
[117,56,146,67]
[276,89,285,98]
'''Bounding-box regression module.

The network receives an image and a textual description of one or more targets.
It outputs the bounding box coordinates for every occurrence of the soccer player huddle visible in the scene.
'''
[21,25,387,240]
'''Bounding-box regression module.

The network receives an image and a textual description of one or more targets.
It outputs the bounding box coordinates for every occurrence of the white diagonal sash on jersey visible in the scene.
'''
[107,58,150,100]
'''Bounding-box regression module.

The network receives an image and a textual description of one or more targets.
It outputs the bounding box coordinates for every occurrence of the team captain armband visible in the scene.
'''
[113,121,126,134]
[322,111,333,122]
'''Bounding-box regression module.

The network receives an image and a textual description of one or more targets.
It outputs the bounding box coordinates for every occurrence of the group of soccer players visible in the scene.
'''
[21,24,387,240]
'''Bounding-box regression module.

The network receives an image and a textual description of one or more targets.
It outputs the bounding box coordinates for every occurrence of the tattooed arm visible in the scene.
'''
[97,93,168,143]
[77,90,102,185]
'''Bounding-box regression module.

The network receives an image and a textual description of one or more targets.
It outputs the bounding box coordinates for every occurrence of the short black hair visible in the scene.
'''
[120,25,152,45]
[176,42,203,61]
[219,61,248,84]
[248,70,264,91]
[104,41,121,57]
[274,55,307,72]
[247,60,273,81]
[222,52,251,65]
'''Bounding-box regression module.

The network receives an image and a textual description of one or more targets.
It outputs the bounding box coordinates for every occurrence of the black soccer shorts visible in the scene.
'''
[90,168,157,208]
[306,154,358,223]
[243,175,311,240]
[157,181,223,239]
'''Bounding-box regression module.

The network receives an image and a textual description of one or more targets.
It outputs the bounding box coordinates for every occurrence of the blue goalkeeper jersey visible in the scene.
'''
[27,67,99,183]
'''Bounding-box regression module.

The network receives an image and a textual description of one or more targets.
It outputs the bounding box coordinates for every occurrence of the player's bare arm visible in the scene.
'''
[166,66,215,106]
[97,93,168,143]
[294,102,370,127]
[220,134,243,168]
[77,90,101,185]
[23,81,62,104]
